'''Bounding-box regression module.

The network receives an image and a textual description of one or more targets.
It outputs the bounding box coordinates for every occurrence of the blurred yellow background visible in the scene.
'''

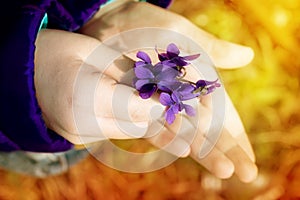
[170,0,300,199]
[1,0,300,199]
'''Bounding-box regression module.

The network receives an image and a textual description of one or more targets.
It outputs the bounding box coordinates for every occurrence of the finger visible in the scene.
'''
[223,91,256,162]
[164,102,257,182]
[224,144,258,183]
[175,19,254,69]
[194,102,257,182]
[53,117,149,144]
[168,8,255,69]
[200,91,256,163]
[145,119,191,158]
[197,86,256,163]
[186,123,257,182]
[165,113,235,179]
[181,121,236,180]
[208,39,254,69]
[213,128,258,183]
[190,147,235,179]
[196,96,258,182]
[183,63,255,163]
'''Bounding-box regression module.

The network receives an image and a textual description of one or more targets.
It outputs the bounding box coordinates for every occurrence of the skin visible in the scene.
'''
[34,1,257,183]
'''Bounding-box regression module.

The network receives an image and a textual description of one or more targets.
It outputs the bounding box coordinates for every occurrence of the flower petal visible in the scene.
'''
[134,61,146,68]
[196,79,219,88]
[157,80,179,93]
[206,84,220,94]
[167,43,180,57]
[195,80,207,88]
[165,107,176,124]
[171,92,181,104]
[171,104,180,114]
[134,65,154,79]
[173,57,189,66]
[180,84,197,99]
[159,92,173,106]
[182,53,200,61]
[181,93,198,101]
[152,63,165,74]
[184,104,196,116]
[156,68,179,81]
[161,60,177,68]
[179,83,195,94]
[139,84,157,99]
[135,79,150,90]
[136,51,151,63]
[155,47,168,61]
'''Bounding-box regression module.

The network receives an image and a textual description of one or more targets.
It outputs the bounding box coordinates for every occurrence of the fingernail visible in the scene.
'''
[239,162,258,183]
[213,157,235,179]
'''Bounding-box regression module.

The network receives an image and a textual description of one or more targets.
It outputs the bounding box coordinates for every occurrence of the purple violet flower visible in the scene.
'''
[194,79,221,95]
[156,43,200,68]
[134,51,152,67]
[159,82,197,124]
[133,53,180,99]
[132,44,221,124]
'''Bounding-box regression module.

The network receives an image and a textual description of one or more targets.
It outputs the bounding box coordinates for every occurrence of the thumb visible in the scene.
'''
[172,14,255,69]
[208,39,254,69]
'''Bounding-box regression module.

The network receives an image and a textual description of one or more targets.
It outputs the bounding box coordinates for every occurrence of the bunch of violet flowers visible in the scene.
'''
[132,43,220,124]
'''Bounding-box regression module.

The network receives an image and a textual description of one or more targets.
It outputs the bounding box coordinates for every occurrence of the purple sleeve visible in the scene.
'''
[0,0,107,152]
[146,0,173,8]
[0,1,75,152]
[0,0,172,152]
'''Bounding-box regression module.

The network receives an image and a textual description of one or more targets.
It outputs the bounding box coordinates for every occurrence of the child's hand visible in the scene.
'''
[35,1,257,183]
[79,1,257,182]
